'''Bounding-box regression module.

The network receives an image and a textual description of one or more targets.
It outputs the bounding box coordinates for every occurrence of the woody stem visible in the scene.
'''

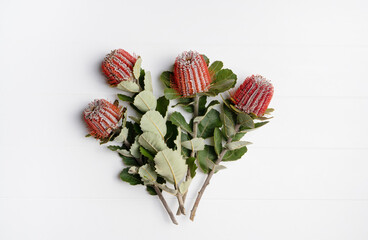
[190,124,241,221]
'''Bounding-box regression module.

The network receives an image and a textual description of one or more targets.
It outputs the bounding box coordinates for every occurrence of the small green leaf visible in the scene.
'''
[226,141,252,150]
[117,94,133,103]
[133,90,157,112]
[165,121,178,149]
[181,138,205,151]
[232,132,246,141]
[213,128,222,156]
[179,179,192,194]
[194,101,219,123]
[138,132,167,154]
[169,112,192,133]
[130,138,141,159]
[117,149,133,157]
[146,186,158,195]
[129,116,140,124]
[214,69,237,83]
[174,127,181,154]
[198,109,222,138]
[139,147,154,160]
[208,61,223,78]
[208,79,236,95]
[120,168,142,185]
[237,112,254,128]
[160,71,172,88]
[139,164,157,185]
[255,121,269,128]
[156,96,169,117]
[197,145,217,174]
[223,146,247,161]
[143,71,153,92]
[186,157,197,178]
[221,104,236,138]
[117,81,140,93]
[154,149,187,186]
[120,154,139,166]
[133,57,142,79]
[107,145,121,151]
[140,110,167,139]
[198,96,207,115]
[164,88,180,100]
[114,127,129,142]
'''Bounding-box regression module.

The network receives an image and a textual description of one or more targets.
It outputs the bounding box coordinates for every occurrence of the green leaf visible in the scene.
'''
[130,138,141,159]
[160,71,172,88]
[139,147,154,160]
[169,112,192,133]
[232,132,246,141]
[201,54,209,66]
[129,116,140,124]
[179,179,192,194]
[156,96,169,117]
[138,164,157,185]
[174,127,181,154]
[133,57,142,79]
[214,128,222,156]
[107,145,121,151]
[146,186,158,195]
[181,138,205,151]
[186,157,197,178]
[117,94,133,103]
[194,101,220,123]
[182,105,194,113]
[138,132,167,154]
[198,96,207,116]
[223,146,247,161]
[117,149,133,157]
[221,104,236,138]
[180,133,191,157]
[125,121,137,143]
[255,121,269,128]
[214,69,237,83]
[133,90,157,112]
[208,61,223,78]
[114,127,129,142]
[143,71,153,92]
[117,81,140,93]
[226,141,252,150]
[140,110,167,139]
[164,88,180,100]
[208,79,236,95]
[197,145,217,174]
[237,112,254,128]
[198,109,222,138]
[165,121,178,149]
[120,168,142,185]
[154,149,187,186]
[120,154,139,166]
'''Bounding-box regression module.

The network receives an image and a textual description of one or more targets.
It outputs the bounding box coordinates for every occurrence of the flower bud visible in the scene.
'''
[173,51,211,97]
[231,75,274,116]
[83,99,123,139]
[102,49,137,86]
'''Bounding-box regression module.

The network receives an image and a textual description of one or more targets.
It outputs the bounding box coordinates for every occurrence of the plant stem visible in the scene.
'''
[190,124,241,221]
[176,95,199,215]
[123,140,178,225]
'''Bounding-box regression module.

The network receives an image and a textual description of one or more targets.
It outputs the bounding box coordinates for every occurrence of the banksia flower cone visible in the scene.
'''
[102,49,137,86]
[173,51,211,97]
[83,99,123,139]
[231,75,274,117]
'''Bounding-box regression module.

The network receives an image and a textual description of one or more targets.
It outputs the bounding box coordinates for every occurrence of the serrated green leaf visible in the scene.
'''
[169,112,192,133]
[164,88,180,100]
[226,141,252,150]
[133,57,142,79]
[140,110,167,139]
[138,132,167,154]
[133,90,157,112]
[120,168,142,185]
[186,157,197,178]
[208,61,223,78]
[179,179,192,194]
[154,149,187,186]
[198,109,222,139]
[117,81,140,93]
[174,127,181,154]
[114,127,129,142]
[237,113,254,128]
[139,147,154,160]
[156,96,169,117]
[214,128,222,156]
[139,164,157,185]
[197,145,217,174]
[160,71,172,88]
[223,146,247,161]
[130,138,141,159]
[117,94,133,103]
[181,138,205,151]
[143,71,153,92]
[221,104,236,138]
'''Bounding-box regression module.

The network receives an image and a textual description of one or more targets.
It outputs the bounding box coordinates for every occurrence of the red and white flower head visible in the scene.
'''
[231,75,274,117]
[83,99,123,139]
[173,51,211,97]
[102,49,138,86]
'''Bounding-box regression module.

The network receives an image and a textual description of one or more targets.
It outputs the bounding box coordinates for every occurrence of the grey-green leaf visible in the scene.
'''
[138,132,167,154]
[154,149,187,186]
[133,57,142,79]
[143,71,153,92]
[237,112,254,128]
[226,141,252,150]
[221,104,236,138]
[179,179,192,194]
[169,112,192,133]
[223,146,248,161]
[214,128,222,156]
[133,90,157,112]
[160,71,172,88]
[198,109,222,138]
[140,110,167,139]
[139,164,157,185]
[114,127,129,142]
[164,88,180,100]
[197,145,217,174]
[181,138,205,151]
[117,81,140,93]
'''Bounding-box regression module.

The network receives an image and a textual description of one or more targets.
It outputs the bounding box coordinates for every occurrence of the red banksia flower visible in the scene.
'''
[173,51,211,97]
[83,99,123,139]
[102,49,138,86]
[231,75,274,117]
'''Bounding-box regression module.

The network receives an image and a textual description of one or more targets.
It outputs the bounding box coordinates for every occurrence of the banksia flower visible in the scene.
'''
[231,75,274,117]
[173,51,211,97]
[102,49,138,86]
[83,99,123,139]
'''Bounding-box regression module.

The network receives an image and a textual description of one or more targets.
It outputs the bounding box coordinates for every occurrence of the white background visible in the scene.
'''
[1,0,368,239]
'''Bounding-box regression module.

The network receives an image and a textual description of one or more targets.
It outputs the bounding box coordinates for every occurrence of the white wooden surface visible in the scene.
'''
[1,0,368,239]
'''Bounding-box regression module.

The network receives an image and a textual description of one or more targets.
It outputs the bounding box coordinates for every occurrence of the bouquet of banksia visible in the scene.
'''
[82,49,274,224]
